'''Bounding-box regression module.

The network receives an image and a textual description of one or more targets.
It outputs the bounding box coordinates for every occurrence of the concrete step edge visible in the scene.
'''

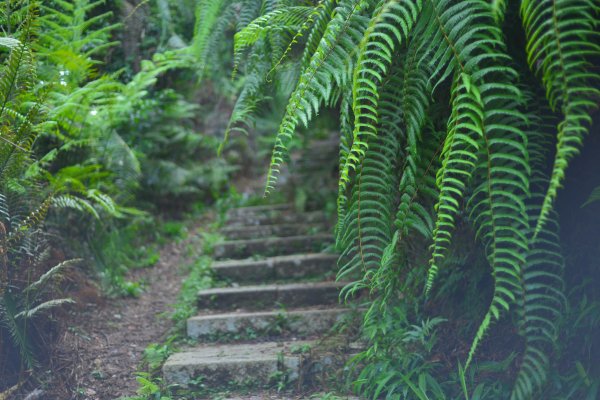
[187,307,353,339]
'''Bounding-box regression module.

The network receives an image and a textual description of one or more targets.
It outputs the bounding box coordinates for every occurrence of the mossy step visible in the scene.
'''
[197,281,346,311]
[162,340,313,388]
[187,307,351,339]
[213,234,333,260]
[212,253,338,283]
[225,211,328,227]
[220,223,329,240]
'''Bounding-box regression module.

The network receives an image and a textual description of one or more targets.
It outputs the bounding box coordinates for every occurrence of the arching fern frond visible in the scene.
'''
[233,6,315,76]
[339,0,422,194]
[189,0,231,77]
[219,42,272,155]
[264,0,370,195]
[509,90,565,400]
[338,111,399,299]
[464,40,530,380]
[394,32,437,240]
[300,0,339,70]
[520,0,600,236]
[425,71,484,294]
[335,81,354,241]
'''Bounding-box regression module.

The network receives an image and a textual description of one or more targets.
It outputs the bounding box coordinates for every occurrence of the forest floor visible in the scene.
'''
[46,216,210,400]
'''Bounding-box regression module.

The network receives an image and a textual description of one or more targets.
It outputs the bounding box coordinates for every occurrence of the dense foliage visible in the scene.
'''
[0,0,233,388]
[201,0,600,399]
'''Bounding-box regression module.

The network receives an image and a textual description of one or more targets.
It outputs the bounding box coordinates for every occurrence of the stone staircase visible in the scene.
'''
[162,203,356,396]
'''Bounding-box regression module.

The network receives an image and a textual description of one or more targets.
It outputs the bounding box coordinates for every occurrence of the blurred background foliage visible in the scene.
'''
[0,0,244,387]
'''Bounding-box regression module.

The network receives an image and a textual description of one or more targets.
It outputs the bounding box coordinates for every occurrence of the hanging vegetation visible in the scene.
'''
[200,0,600,398]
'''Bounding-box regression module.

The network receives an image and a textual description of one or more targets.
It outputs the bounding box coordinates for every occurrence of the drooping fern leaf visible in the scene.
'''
[265,0,370,194]
[338,107,399,299]
[520,0,600,236]
[394,30,437,240]
[425,71,484,294]
[583,186,600,207]
[502,88,565,400]
[464,32,530,380]
[189,0,230,77]
[300,0,338,70]
[339,0,422,195]
[232,6,314,77]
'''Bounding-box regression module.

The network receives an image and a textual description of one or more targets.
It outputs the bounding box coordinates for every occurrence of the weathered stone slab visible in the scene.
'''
[213,253,338,283]
[213,234,333,259]
[187,308,351,339]
[220,223,329,240]
[226,204,292,219]
[226,211,328,227]
[197,281,346,310]
[162,341,312,388]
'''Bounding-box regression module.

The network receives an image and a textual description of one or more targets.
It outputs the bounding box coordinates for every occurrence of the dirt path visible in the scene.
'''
[46,220,206,400]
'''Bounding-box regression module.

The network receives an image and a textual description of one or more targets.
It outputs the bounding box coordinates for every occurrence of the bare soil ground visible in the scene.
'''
[42,220,207,400]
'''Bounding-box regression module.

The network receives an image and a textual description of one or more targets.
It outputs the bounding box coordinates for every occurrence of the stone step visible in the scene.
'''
[163,340,313,388]
[213,234,333,260]
[226,210,327,227]
[220,223,329,240]
[226,204,293,219]
[197,281,345,311]
[213,253,338,283]
[187,307,350,339]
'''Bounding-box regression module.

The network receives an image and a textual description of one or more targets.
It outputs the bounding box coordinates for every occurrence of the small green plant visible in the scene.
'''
[144,343,171,371]
[159,221,188,243]
[290,343,312,355]
[200,232,225,256]
[270,352,291,392]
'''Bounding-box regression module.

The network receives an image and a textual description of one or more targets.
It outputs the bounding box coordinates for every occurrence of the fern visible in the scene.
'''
[425,72,484,295]
[338,105,399,297]
[232,6,314,76]
[510,91,566,400]
[265,0,370,194]
[339,0,422,193]
[583,186,600,207]
[520,0,600,236]
[203,0,600,396]
[189,0,231,77]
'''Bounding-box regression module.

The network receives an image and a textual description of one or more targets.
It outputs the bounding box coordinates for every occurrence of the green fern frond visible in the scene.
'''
[1,291,36,369]
[24,259,81,295]
[237,0,263,31]
[52,194,99,218]
[511,209,565,399]
[264,0,370,195]
[464,50,530,381]
[509,91,566,400]
[0,43,35,119]
[338,115,399,298]
[7,197,52,244]
[15,298,75,319]
[425,72,484,294]
[583,186,600,207]
[233,6,314,76]
[219,53,271,155]
[394,33,438,239]
[339,0,422,194]
[520,0,600,236]
[300,0,338,70]
[335,81,354,240]
[490,0,507,24]
[189,0,230,77]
